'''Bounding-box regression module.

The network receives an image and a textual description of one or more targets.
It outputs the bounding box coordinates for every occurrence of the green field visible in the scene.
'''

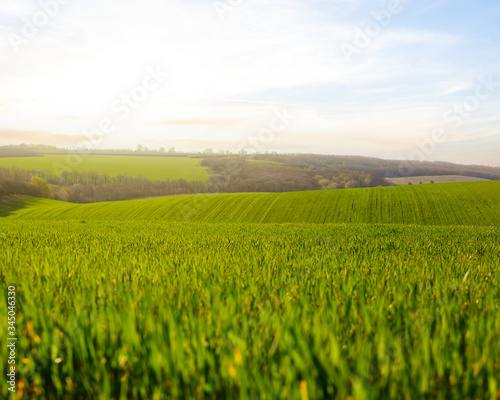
[2,181,500,226]
[1,221,499,400]
[387,175,491,185]
[0,155,210,182]
[1,182,500,399]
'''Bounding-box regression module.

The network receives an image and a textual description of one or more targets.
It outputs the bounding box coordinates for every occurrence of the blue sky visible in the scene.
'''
[0,0,499,165]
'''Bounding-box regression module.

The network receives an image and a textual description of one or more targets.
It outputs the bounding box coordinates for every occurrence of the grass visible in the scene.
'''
[1,181,499,399]
[2,181,500,226]
[387,175,491,185]
[0,221,499,399]
[0,155,210,182]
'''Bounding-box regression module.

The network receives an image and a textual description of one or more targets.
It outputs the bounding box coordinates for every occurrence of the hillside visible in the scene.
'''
[2,181,500,226]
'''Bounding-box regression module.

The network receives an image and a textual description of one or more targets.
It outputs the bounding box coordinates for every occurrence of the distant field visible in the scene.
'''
[0,155,210,182]
[387,175,490,185]
[3,181,500,226]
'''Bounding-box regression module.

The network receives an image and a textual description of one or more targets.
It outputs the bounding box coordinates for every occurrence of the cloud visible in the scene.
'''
[54,115,82,121]
[0,130,88,146]
[155,119,241,127]
[142,138,241,151]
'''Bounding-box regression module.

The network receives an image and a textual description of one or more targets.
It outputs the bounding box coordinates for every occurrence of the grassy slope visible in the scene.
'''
[3,181,500,226]
[0,155,210,182]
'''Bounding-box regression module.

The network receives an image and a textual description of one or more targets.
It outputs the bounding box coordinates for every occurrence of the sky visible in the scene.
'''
[0,0,499,166]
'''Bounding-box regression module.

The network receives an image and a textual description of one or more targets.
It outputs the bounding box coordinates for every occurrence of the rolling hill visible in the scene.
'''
[2,181,500,226]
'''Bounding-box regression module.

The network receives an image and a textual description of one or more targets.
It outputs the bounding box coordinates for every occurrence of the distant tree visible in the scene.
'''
[159,147,165,153]
[345,180,358,189]
[319,179,330,188]
[408,182,413,185]
[31,176,55,199]
[168,147,176,154]
[52,186,75,202]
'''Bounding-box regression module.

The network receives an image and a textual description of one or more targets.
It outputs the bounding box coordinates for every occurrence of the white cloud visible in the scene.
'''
[0,0,498,165]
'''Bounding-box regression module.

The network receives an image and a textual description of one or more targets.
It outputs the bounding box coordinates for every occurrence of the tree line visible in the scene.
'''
[248,153,500,180]
[0,167,206,203]
[0,145,41,158]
